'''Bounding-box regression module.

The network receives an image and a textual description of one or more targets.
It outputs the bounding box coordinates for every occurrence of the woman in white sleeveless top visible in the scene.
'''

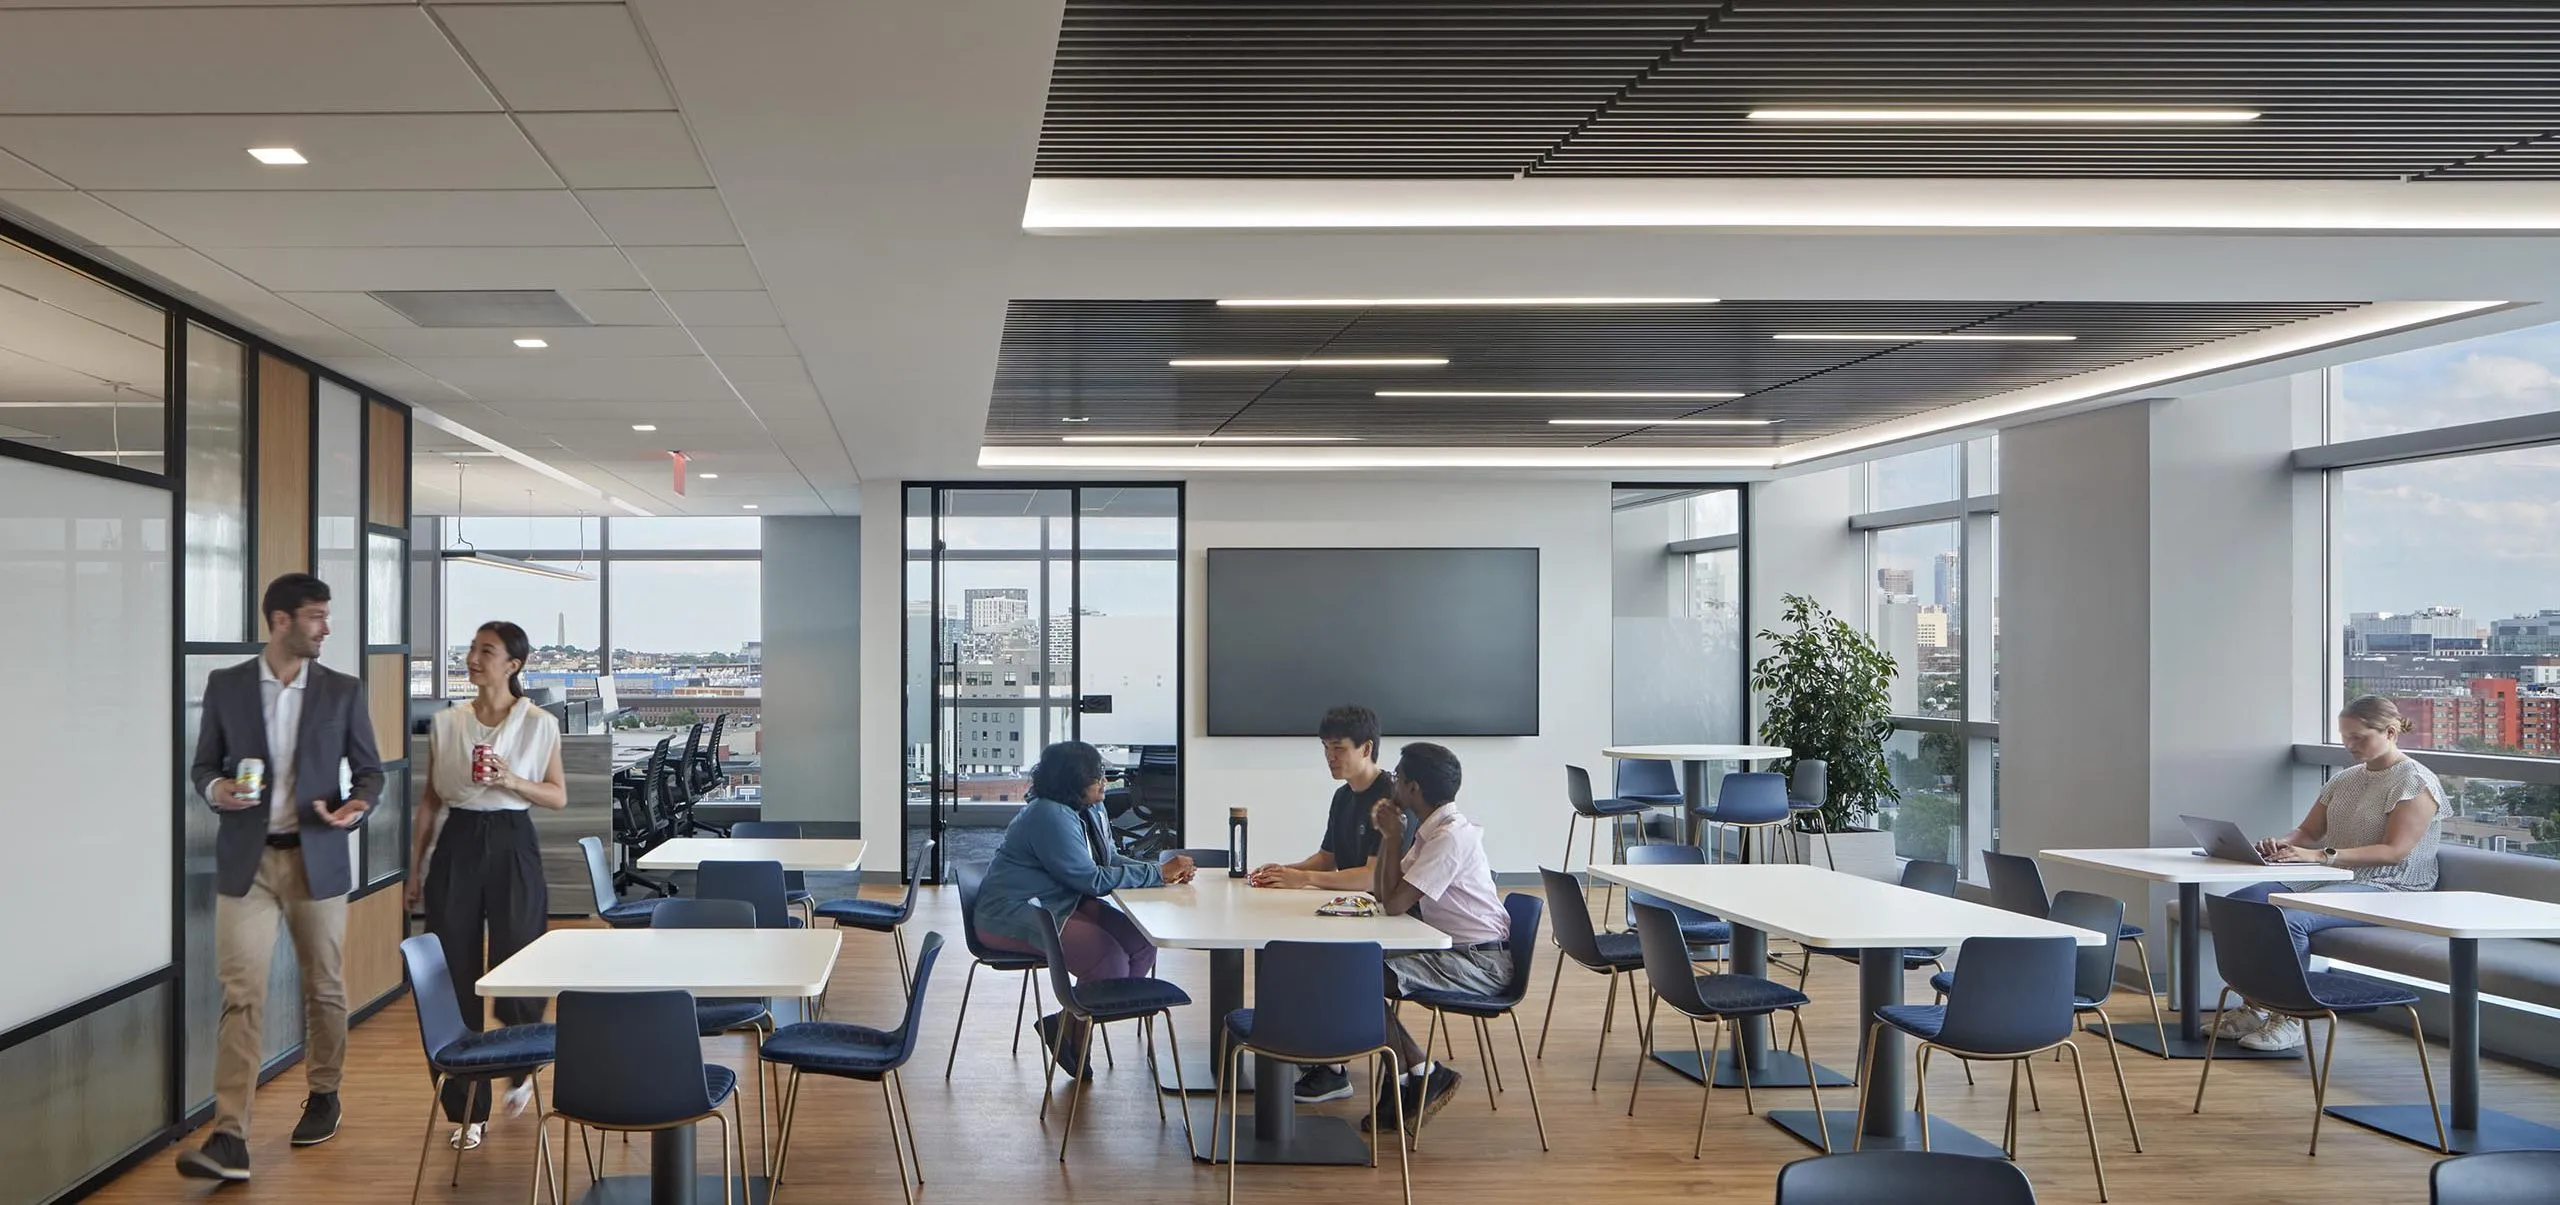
[2215,695,2445,1052]
[406,620,566,1148]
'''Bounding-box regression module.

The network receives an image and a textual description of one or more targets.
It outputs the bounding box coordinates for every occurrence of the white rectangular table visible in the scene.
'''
[1115,875,1448,1165]
[2272,889,2560,1153]
[638,836,867,872]
[479,928,843,1205]
[1595,863,2105,1156]
[2038,847,2350,1058]
[1602,744,1790,846]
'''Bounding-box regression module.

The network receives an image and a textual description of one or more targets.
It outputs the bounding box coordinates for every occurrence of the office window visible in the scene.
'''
[441,515,597,552]
[0,236,166,475]
[444,558,600,694]
[611,559,762,748]
[609,516,761,550]
[1867,444,1960,511]
[1612,487,1747,747]
[2329,318,2560,442]
[1870,521,1962,718]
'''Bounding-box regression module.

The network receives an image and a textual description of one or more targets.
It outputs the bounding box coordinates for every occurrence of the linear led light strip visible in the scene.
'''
[1169,357,1447,368]
[1549,419,1775,427]
[1748,107,2260,123]
[1218,297,1718,308]
[1378,390,1743,400]
[1773,333,2076,343]
[1062,435,1359,444]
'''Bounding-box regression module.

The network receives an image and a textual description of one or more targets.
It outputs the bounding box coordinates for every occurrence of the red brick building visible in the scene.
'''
[2522,692,2560,757]
[2395,678,2521,752]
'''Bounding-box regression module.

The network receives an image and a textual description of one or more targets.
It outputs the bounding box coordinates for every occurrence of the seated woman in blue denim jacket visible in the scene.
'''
[975,741,1197,1069]
[2215,695,2444,1053]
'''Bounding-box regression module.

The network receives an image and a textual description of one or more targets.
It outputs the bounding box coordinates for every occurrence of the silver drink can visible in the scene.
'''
[235,757,265,799]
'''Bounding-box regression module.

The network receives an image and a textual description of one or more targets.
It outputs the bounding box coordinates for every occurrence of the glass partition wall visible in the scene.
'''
[903,484,1183,881]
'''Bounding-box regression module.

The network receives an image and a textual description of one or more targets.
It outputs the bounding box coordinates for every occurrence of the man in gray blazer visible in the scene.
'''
[176,573,383,1183]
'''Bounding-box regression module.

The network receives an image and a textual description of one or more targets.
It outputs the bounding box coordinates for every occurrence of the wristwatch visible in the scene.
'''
[2321,847,2339,865]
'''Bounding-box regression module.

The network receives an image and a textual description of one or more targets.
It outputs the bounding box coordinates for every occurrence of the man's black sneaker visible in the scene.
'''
[175,1131,251,1182]
[290,1093,340,1146]
[1294,1065,1354,1103]
[1035,1013,1094,1081]
[1413,1066,1461,1124]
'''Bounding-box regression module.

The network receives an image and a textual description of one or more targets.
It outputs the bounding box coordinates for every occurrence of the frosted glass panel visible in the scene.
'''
[1611,490,1743,746]
[185,325,247,642]
[0,456,172,1031]
[0,983,171,1205]
[315,380,361,676]
[0,235,166,473]
[368,532,403,645]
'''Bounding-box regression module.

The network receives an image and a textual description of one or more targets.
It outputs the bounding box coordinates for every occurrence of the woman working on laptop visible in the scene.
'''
[2213,694,2444,1052]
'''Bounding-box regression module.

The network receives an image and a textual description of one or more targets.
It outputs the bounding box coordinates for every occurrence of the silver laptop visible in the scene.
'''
[2179,814,2270,865]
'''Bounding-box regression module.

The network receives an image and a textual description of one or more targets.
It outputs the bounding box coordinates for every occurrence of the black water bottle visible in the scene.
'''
[1227,807,1249,877]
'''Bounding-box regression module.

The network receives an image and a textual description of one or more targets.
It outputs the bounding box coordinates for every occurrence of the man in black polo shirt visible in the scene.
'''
[1248,704,1404,1101]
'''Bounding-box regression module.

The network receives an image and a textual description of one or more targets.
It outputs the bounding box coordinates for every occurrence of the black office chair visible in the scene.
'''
[694,713,730,796]
[944,861,1049,1078]
[1534,866,1651,1089]
[815,839,931,990]
[1983,849,2168,1050]
[532,990,746,1205]
[1775,1150,2037,1205]
[731,821,815,925]
[610,742,675,898]
[1398,893,1550,1150]
[2431,1150,2560,1205]
[674,723,728,837]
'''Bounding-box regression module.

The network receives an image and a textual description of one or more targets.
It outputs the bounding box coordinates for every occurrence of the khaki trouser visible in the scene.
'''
[212,845,348,1139]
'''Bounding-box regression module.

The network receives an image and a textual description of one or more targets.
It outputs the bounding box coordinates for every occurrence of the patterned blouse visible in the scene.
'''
[2300,757,2445,891]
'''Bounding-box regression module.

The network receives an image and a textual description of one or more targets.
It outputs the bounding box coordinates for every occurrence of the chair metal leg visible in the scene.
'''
[880,1077,915,1205]
[944,960,981,1078]
[1915,1043,1935,1152]
[1536,953,1566,1058]
[2402,1004,2449,1153]
[1693,1016,1723,1158]
[1853,1021,1885,1146]
[2003,1060,2022,1157]
[1058,1015,1099,1161]
[1013,971,1033,1055]
[2307,1011,2337,1157]
[2194,986,2232,1113]
[1163,1014,1196,1159]
[893,927,912,994]
[770,1068,805,1187]
[2024,1051,2042,1111]
[1142,1018,1168,1122]
[414,1073,446,1205]
[1790,1008,1830,1153]
[1734,1018,1758,1115]
[1474,1017,1501,1108]
[1628,994,1654,1115]
[2128,935,2169,1056]
[525,1110,553,1205]
[892,1069,924,1183]
[1224,1043,1246,1205]
[2089,1010,2143,1150]
[1508,1011,1550,1152]
[2063,1041,2109,1202]
[1593,972,1620,1091]
[1388,1047,1415,1205]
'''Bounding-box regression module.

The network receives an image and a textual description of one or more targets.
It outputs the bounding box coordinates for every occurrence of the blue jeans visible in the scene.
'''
[2227,881,2386,961]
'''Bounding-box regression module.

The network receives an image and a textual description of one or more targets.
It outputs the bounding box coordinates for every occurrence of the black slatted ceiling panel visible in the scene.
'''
[1038,1,2560,180]
[987,299,2359,447]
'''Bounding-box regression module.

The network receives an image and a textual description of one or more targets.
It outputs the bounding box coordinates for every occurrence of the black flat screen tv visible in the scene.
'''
[1205,547,1539,736]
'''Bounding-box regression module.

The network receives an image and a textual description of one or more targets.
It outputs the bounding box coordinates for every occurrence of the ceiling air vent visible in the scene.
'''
[366,290,593,329]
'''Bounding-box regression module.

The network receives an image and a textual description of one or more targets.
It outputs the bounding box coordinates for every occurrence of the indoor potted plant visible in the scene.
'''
[1749,593,1902,879]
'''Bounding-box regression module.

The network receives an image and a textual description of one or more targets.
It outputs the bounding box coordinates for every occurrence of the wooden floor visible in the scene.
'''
[97,882,2558,1205]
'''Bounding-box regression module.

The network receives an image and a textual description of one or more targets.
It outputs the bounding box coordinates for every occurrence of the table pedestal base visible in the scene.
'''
[1768,1109,2009,1158]
[2325,1104,2560,1155]
[573,1176,770,1205]
[1191,1114,1378,1165]
[2088,1018,2301,1060]
[1649,1048,1852,1089]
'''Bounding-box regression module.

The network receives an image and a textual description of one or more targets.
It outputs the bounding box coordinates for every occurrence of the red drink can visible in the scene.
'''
[472,743,496,784]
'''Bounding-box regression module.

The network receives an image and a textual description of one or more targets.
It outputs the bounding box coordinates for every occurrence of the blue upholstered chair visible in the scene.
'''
[1983,849,2167,1047]
[815,839,931,990]
[1220,941,1411,1205]
[2196,893,2444,1156]
[1565,764,1654,917]
[729,821,816,924]
[1622,843,1734,963]
[1398,893,1550,1150]
[1535,867,1650,1090]
[578,836,669,929]
[1859,935,2108,1200]
[944,861,1048,1077]
[2431,1150,2560,1205]
[1794,858,1956,990]
[759,933,945,1205]
[651,898,776,1168]
[1629,901,1827,1156]
[696,859,804,930]
[1932,891,2144,1151]
[533,990,744,1205]
[1021,901,1196,1161]
[1784,760,1838,869]
[398,935,555,1205]
[1694,771,1792,864]
[1776,1150,2037,1205]
[1614,758,1685,807]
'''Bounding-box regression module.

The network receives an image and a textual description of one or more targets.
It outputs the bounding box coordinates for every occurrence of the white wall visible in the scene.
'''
[1182,478,1613,874]
[858,479,905,868]
[761,516,860,823]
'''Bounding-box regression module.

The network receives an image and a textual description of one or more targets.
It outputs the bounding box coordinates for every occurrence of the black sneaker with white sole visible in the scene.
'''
[1294,1065,1354,1103]
[174,1131,251,1182]
[290,1092,340,1146]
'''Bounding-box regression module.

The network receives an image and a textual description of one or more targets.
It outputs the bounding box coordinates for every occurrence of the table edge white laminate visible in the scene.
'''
[2038,847,2354,885]
[1114,879,1453,952]
[2269,889,2560,940]
[474,928,844,998]
[637,836,869,872]
[1602,744,1791,762]
[1594,862,2107,949]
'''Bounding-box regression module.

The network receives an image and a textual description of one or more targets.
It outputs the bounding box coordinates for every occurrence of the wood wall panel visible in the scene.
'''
[366,400,405,529]
[367,652,405,759]
[342,887,405,1010]
[254,354,312,599]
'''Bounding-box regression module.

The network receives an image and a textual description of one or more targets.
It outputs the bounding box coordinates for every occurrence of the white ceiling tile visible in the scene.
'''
[626,245,764,290]
[710,355,811,385]
[0,115,557,190]
[661,290,780,326]
[320,357,462,399]
[279,291,417,328]
[0,146,61,189]
[688,326,799,356]
[94,190,607,248]
[562,289,677,326]
[0,191,173,246]
[735,379,821,407]
[478,399,749,422]
[437,3,672,112]
[575,189,739,246]
[401,354,736,403]
[519,113,711,188]
[356,325,707,358]
[199,245,647,292]
[0,7,494,114]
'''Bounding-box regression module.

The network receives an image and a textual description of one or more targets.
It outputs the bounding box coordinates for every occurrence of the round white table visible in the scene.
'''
[1602,744,1791,845]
